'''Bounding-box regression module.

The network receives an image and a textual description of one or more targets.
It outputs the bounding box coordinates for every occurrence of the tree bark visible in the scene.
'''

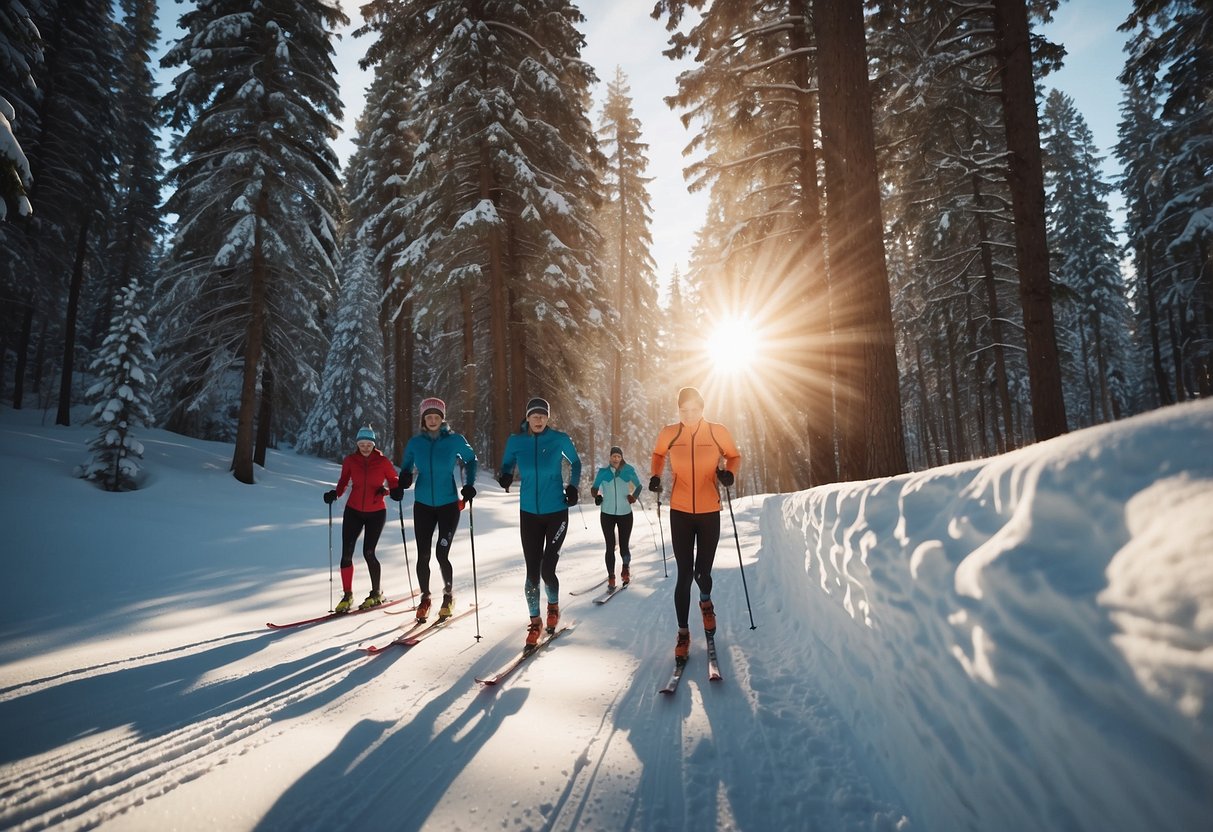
[55,213,91,426]
[232,192,269,484]
[482,139,510,463]
[12,301,32,409]
[991,0,1067,441]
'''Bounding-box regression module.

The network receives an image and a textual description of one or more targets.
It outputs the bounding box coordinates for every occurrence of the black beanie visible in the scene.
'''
[525,397,550,418]
[677,386,704,406]
[610,446,623,457]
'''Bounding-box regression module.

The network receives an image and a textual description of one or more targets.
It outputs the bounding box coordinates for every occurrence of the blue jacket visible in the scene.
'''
[399,425,478,508]
[499,427,582,515]
[591,463,642,516]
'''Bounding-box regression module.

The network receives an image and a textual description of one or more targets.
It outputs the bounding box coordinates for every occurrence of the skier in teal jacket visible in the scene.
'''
[590,445,642,589]
[395,397,478,623]
[497,397,582,649]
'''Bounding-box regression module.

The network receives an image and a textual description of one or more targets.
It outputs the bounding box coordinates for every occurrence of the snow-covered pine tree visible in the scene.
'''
[157,0,347,483]
[296,245,388,461]
[359,0,611,464]
[0,0,41,221]
[77,280,156,491]
[1040,89,1138,427]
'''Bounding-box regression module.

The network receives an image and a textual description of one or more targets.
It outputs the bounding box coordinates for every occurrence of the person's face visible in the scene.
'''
[356,440,375,455]
[678,399,704,426]
[423,412,443,431]
[528,412,548,433]
[610,452,623,466]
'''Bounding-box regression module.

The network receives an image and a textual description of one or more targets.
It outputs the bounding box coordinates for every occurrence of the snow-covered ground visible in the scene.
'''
[0,401,1210,831]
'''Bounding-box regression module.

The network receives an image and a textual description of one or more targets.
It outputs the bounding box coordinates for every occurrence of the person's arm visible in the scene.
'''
[718,423,742,476]
[335,458,351,497]
[456,434,478,485]
[565,434,582,487]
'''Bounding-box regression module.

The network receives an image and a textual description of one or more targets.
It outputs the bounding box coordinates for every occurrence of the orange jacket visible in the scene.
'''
[650,419,741,514]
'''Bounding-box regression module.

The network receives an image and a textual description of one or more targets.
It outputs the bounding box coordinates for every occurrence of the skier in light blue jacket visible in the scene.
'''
[395,397,478,623]
[590,446,642,590]
[497,397,582,649]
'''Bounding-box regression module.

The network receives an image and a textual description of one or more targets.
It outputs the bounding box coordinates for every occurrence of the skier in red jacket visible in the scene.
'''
[324,426,400,612]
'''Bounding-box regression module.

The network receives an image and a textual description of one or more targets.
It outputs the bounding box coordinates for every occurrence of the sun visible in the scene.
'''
[705,315,762,375]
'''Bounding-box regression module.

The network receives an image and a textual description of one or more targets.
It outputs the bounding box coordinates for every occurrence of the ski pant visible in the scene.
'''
[340,506,386,593]
[669,509,720,628]
[414,501,461,595]
[519,509,568,617]
[599,511,634,575]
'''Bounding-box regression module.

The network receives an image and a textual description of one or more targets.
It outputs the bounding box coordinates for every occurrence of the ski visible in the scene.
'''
[658,659,687,695]
[476,623,574,686]
[592,583,627,605]
[705,631,722,681]
[569,577,608,596]
[363,603,485,654]
[266,591,416,629]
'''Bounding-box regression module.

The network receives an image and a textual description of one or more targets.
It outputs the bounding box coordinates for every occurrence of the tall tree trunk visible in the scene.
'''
[55,213,91,426]
[612,136,626,444]
[991,0,1067,441]
[12,301,32,409]
[461,284,478,450]
[254,365,273,467]
[814,0,907,480]
[232,193,269,484]
[971,172,1014,452]
[482,140,509,462]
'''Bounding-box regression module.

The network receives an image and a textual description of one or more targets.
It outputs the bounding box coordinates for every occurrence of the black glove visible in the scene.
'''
[565,485,579,506]
[323,490,338,504]
[398,470,413,489]
[594,493,603,506]
[648,476,661,493]
[716,469,734,487]
[627,493,637,504]
[497,473,513,492]
[389,486,404,502]
[461,484,477,501]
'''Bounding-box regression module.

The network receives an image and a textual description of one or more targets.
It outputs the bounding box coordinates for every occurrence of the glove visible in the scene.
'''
[648,476,661,493]
[497,473,513,492]
[594,494,603,506]
[323,490,337,504]
[376,485,388,496]
[389,486,404,502]
[716,469,734,487]
[565,485,579,506]
[627,493,637,504]
[461,484,477,501]
[398,470,413,489]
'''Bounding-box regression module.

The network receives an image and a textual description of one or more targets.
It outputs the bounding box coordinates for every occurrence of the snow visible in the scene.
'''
[1,401,1211,831]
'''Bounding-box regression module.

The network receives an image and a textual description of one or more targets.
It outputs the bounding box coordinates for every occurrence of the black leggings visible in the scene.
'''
[520,509,569,616]
[341,506,386,591]
[599,512,634,574]
[669,509,720,628]
[414,501,461,594]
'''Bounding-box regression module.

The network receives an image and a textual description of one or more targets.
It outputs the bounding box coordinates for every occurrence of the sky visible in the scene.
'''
[1,396,1210,829]
[154,0,1136,287]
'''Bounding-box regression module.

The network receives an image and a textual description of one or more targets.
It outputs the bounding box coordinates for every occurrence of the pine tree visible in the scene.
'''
[77,280,156,492]
[0,0,41,221]
[158,0,348,483]
[297,245,387,461]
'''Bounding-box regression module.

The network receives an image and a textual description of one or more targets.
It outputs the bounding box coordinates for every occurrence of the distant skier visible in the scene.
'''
[649,387,741,662]
[497,397,582,649]
[590,445,642,590]
[393,397,478,623]
[324,426,400,612]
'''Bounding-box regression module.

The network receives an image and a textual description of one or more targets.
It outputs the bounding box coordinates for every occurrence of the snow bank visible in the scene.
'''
[759,400,1213,832]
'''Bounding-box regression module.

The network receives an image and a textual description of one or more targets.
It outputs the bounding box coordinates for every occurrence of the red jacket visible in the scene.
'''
[336,449,399,512]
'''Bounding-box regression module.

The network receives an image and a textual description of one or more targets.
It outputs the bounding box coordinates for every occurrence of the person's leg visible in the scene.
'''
[540,510,569,631]
[361,509,387,597]
[600,511,617,576]
[669,510,696,628]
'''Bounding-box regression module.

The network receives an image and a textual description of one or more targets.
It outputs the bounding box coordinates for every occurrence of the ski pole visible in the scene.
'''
[637,498,661,562]
[328,501,334,611]
[398,499,416,601]
[724,484,756,629]
[576,500,589,529]
[657,495,668,578]
[467,498,482,641]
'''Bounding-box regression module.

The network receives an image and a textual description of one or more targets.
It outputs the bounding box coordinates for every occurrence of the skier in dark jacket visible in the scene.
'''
[324,426,399,612]
[393,397,478,622]
[497,397,582,649]
[590,445,642,589]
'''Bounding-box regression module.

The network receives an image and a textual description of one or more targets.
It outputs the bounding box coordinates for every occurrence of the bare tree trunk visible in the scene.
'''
[12,301,32,409]
[971,172,1014,452]
[55,213,91,426]
[232,193,269,484]
[254,365,272,467]
[991,0,1067,441]
[461,284,478,450]
[482,140,510,462]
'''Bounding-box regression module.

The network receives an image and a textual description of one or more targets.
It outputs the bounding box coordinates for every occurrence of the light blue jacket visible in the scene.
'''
[499,427,582,515]
[399,425,478,508]
[591,463,641,516]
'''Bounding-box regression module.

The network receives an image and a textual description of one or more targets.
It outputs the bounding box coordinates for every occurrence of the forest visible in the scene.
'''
[1,0,1209,493]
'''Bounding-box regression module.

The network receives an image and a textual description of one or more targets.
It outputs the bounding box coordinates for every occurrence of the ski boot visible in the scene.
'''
[524,617,543,652]
[700,599,716,634]
[415,593,432,623]
[359,589,385,610]
[335,591,354,614]
[438,592,454,620]
[620,563,630,586]
[545,602,560,634]
[607,573,616,591]
[674,629,690,664]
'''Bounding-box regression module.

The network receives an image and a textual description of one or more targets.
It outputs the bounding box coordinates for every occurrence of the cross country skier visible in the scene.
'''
[590,445,642,590]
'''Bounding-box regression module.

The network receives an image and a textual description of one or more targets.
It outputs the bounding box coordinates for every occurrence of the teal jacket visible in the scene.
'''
[399,425,478,508]
[591,463,641,516]
[499,427,582,515]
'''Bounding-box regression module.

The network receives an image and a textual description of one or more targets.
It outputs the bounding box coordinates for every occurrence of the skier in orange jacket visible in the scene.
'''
[649,386,741,663]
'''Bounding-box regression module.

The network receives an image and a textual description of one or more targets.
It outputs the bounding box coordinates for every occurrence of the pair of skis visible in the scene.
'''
[476,623,574,686]
[266,590,418,629]
[362,602,486,654]
[658,630,722,694]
